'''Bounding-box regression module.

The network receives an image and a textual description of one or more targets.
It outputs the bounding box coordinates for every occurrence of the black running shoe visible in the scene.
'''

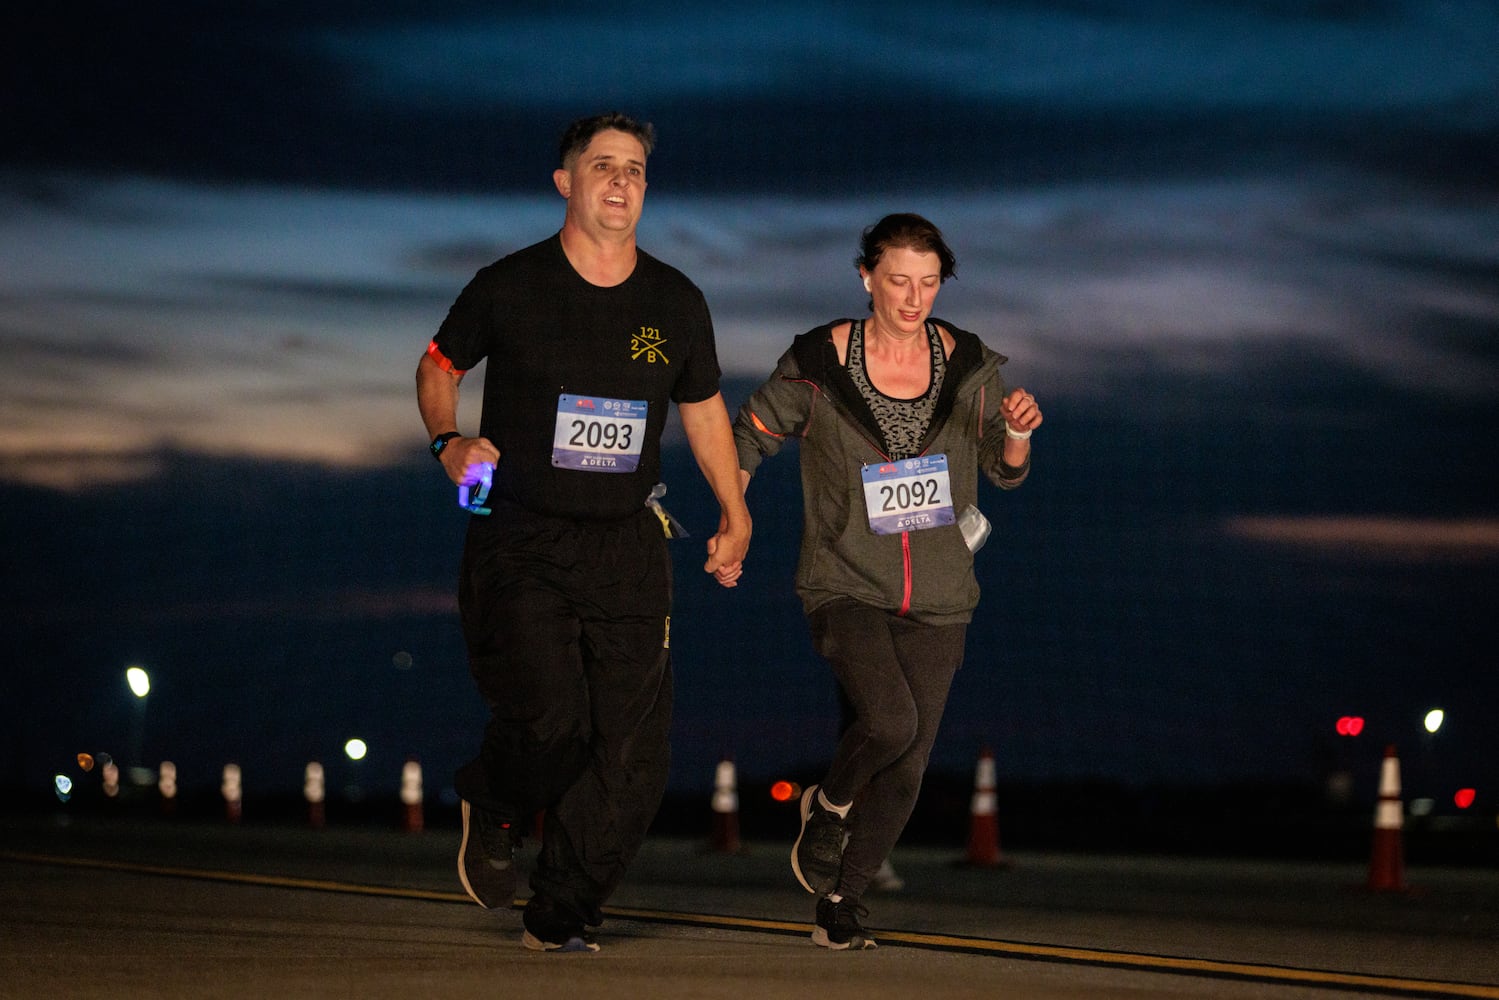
[791,784,846,895]
[812,896,878,950]
[521,894,600,953]
[457,799,519,909]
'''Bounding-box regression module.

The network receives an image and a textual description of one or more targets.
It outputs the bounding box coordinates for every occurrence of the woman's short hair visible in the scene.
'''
[855,213,957,281]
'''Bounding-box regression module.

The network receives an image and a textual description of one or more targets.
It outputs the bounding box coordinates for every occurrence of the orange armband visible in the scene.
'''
[425,340,467,375]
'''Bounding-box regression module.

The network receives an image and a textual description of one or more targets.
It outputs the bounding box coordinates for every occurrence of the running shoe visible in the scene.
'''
[521,894,600,953]
[457,799,519,909]
[870,857,905,893]
[791,784,846,895]
[812,895,878,950]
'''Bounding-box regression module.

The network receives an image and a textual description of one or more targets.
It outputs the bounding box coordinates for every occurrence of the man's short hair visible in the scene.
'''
[559,112,657,169]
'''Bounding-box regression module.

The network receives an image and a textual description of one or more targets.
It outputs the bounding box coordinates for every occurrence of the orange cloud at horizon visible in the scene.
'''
[1222,516,1499,563]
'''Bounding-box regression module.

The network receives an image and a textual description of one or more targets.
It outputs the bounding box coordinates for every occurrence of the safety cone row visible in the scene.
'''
[709,757,743,853]
[1366,744,1407,892]
[962,746,1010,868]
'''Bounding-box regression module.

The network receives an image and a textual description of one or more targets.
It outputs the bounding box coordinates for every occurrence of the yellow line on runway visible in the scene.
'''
[7,850,1497,999]
[868,929,1499,999]
[603,905,1499,999]
[1,850,468,904]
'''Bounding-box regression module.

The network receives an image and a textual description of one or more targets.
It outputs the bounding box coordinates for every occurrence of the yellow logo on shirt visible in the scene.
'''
[631,326,669,364]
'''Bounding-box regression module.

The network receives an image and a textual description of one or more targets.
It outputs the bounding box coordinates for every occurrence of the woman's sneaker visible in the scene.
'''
[521,894,601,953]
[812,896,877,950]
[791,784,846,895]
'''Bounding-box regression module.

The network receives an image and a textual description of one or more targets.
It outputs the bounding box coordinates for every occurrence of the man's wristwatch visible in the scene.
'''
[429,431,462,461]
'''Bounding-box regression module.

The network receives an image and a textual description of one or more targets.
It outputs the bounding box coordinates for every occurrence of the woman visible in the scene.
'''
[722,213,1041,950]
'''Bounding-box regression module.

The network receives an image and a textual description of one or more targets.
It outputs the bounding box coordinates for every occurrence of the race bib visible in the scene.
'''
[551,394,647,473]
[861,454,955,535]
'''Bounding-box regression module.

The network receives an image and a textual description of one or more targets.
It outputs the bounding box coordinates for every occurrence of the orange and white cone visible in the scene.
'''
[221,763,243,825]
[304,761,326,829]
[157,760,178,818]
[400,759,424,833]
[709,758,742,853]
[1366,744,1407,892]
[963,747,1009,868]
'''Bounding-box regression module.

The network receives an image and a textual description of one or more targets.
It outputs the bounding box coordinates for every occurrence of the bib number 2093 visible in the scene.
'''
[552,394,647,473]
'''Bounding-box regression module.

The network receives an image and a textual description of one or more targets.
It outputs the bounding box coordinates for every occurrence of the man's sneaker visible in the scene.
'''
[457,799,519,909]
[812,895,878,950]
[791,784,846,895]
[521,894,600,953]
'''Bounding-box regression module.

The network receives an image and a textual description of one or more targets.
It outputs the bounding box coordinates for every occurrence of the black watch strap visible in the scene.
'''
[430,431,462,460]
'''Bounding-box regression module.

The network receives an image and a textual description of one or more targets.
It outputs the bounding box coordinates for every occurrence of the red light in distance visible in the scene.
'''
[770,780,799,803]
[1454,788,1476,810]
[1335,716,1365,736]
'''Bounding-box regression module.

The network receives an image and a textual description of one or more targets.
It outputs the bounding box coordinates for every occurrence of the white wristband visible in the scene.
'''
[1005,425,1033,441]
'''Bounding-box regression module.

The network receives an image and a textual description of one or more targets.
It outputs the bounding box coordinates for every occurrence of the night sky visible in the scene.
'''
[3,2,1497,813]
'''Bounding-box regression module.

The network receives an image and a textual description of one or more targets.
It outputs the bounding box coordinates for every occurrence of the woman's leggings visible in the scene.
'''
[808,598,966,901]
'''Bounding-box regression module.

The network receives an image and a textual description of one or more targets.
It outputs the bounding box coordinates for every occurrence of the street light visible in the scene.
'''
[125,665,151,778]
[343,738,368,804]
[125,666,150,699]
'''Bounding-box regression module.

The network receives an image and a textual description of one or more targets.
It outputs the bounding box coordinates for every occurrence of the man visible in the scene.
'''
[415,112,751,953]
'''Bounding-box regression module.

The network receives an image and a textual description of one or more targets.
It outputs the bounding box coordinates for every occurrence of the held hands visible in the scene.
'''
[705,509,750,588]
[1000,387,1043,436]
[707,470,752,588]
[439,436,501,486]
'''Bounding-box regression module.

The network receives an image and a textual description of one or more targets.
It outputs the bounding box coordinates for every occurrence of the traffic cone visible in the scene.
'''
[400,759,424,833]
[961,747,1010,868]
[304,761,326,830]
[157,761,177,818]
[708,758,742,853]
[222,763,243,824]
[1366,744,1406,892]
[101,760,120,799]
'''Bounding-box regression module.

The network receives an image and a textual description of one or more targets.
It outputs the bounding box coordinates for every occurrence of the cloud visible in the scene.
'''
[7,584,457,628]
[308,2,1499,126]
[11,3,1496,197]
[0,167,1494,490]
[1222,516,1499,564]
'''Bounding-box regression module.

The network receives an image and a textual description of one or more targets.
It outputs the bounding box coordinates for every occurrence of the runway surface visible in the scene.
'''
[2,811,1497,999]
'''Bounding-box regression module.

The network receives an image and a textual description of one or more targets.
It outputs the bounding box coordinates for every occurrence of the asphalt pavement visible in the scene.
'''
[2,810,1497,999]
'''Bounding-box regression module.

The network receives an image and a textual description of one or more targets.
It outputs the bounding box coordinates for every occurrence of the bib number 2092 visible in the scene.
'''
[861,455,955,535]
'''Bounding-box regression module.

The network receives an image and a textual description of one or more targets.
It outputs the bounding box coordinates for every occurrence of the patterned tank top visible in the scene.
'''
[847,319,947,460]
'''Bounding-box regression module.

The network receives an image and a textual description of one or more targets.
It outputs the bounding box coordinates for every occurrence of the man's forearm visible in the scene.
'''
[680,394,751,527]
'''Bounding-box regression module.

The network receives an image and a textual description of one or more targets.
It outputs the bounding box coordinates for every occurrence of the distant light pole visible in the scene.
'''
[1419,707,1446,807]
[1423,708,1445,735]
[125,665,150,775]
[344,738,368,803]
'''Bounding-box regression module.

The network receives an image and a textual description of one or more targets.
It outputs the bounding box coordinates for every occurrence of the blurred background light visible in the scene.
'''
[125,666,151,699]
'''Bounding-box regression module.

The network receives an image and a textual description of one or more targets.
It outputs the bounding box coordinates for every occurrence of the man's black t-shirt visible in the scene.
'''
[434,233,721,521]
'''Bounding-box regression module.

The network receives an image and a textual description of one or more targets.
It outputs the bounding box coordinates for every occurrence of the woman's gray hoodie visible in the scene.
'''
[734,318,1029,626]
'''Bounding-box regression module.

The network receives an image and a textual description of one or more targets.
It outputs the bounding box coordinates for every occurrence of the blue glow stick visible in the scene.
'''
[459,463,494,515]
